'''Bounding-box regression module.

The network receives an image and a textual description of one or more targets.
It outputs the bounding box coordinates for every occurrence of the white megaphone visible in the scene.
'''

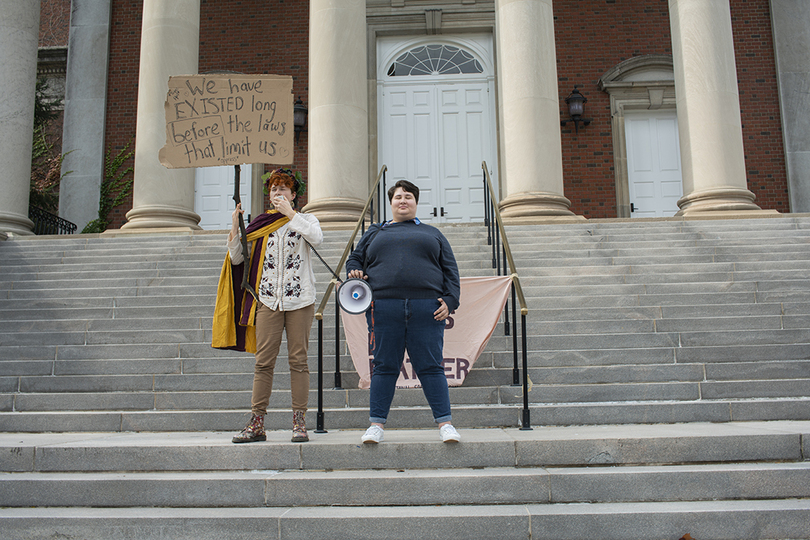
[337,278,373,314]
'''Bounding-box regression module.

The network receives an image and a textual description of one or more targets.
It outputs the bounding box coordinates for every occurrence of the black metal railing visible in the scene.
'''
[482,161,532,430]
[28,207,77,235]
[313,165,387,432]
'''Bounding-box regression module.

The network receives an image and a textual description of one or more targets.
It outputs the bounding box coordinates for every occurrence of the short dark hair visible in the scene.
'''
[387,180,419,204]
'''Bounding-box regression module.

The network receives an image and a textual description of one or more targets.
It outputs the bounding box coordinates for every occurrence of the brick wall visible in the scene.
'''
[104,0,142,228]
[554,0,788,217]
[730,0,789,211]
[198,0,310,211]
[554,0,673,218]
[104,0,310,228]
[39,0,70,47]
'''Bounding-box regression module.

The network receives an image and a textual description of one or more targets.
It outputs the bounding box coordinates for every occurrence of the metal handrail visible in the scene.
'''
[313,165,387,432]
[482,161,532,430]
[28,206,77,235]
[482,163,528,315]
[314,164,388,321]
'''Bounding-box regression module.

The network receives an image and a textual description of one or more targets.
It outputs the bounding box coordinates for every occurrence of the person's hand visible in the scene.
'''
[273,194,295,219]
[347,269,367,280]
[229,203,244,241]
[434,298,450,321]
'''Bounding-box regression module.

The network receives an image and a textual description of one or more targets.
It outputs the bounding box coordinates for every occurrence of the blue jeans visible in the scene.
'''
[366,298,452,425]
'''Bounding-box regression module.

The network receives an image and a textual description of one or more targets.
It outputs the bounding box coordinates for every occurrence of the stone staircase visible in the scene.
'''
[0,216,809,539]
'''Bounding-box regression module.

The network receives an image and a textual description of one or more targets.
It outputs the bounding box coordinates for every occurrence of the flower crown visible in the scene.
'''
[261,168,306,198]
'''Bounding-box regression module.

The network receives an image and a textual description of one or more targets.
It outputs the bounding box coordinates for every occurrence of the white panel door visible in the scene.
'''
[625,111,683,218]
[438,83,490,222]
[381,82,493,223]
[382,84,440,222]
[194,164,252,230]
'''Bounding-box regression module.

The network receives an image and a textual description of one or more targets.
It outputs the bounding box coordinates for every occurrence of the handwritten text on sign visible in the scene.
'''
[159,74,294,168]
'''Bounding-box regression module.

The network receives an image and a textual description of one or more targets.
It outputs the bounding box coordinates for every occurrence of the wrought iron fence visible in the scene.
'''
[28,207,77,235]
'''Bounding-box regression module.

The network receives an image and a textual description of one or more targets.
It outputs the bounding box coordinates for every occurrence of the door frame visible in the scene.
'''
[598,55,678,218]
[624,109,683,218]
[376,35,499,222]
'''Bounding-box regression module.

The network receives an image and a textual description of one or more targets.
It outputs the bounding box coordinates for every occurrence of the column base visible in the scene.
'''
[499,192,585,223]
[121,205,202,230]
[676,187,764,216]
[0,211,34,236]
[303,197,367,230]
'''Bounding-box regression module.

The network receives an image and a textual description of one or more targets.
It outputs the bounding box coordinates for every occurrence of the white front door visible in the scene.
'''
[378,38,496,223]
[437,83,490,223]
[380,82,492,223]
[194,164,252,230]
[625,111,683,218]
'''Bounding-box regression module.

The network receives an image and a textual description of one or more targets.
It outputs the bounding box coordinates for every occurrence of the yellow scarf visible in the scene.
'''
[211,213,289,352]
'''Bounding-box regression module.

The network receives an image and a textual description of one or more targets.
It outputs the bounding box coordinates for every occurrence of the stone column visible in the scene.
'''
[121,0,201,230]
[0,1,41,237]
[668,0,762,215]
[495,0,576,220]
[303,0,369,226]
[770,0,810,213]
[59,0,112,232]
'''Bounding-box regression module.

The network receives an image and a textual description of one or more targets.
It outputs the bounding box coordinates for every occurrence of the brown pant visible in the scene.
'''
[251,302,315,415]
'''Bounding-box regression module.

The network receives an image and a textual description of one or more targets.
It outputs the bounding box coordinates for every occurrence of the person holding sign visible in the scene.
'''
[222,169,323,443]
[346,180,461,444]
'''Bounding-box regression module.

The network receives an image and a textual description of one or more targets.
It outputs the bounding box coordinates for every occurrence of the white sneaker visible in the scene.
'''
[440,424,460,443]
[361,425,384,444]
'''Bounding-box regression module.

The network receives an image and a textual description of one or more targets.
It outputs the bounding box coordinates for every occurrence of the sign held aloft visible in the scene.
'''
[159,74,294,168]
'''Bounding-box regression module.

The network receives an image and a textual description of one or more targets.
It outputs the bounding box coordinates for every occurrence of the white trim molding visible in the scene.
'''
[598,55,677,218]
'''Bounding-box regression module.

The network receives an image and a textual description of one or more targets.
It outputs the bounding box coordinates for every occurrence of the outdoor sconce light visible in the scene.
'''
[293,97,308,144]
[561,86,592,135]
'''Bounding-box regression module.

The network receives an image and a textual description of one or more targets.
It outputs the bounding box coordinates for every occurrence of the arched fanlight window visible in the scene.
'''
[387,44,484,76]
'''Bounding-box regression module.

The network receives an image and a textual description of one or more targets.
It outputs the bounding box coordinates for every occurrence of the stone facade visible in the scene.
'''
[8,0,801,235]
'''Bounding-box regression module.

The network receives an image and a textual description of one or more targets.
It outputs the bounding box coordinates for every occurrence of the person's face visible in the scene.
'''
[390,187,418,222]
[270,182,295,208]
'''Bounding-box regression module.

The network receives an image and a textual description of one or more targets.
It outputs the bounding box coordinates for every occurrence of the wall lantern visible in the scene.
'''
[560,86,592,135]
[293,97,308,144]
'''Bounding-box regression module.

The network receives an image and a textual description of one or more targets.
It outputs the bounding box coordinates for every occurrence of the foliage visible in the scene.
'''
[30,78,65,213]
[81,141,135,234]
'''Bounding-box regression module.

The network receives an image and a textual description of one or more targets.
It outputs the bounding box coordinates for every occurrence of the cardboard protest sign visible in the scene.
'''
[159,74,294,168]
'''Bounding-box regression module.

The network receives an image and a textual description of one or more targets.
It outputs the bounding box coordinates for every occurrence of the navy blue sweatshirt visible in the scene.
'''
[346,220,461,312]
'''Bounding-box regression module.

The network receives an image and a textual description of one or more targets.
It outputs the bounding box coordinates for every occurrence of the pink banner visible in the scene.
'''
[341,276,513,389]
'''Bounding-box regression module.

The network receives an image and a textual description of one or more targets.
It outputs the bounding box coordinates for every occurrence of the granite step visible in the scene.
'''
[2,462,808,509]
[2,398,810,432]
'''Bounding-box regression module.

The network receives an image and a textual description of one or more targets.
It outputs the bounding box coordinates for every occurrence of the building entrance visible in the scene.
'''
[625,110,683,218]
[377,37,497,223]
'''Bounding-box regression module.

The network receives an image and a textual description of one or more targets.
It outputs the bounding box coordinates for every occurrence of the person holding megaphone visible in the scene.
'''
[347,179,461,444]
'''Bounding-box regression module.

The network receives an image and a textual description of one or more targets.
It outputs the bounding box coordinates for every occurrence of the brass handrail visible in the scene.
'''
[482,161,532,430]
[482,162,528,316]
[313,164,387,433]
[314,165,387,321]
